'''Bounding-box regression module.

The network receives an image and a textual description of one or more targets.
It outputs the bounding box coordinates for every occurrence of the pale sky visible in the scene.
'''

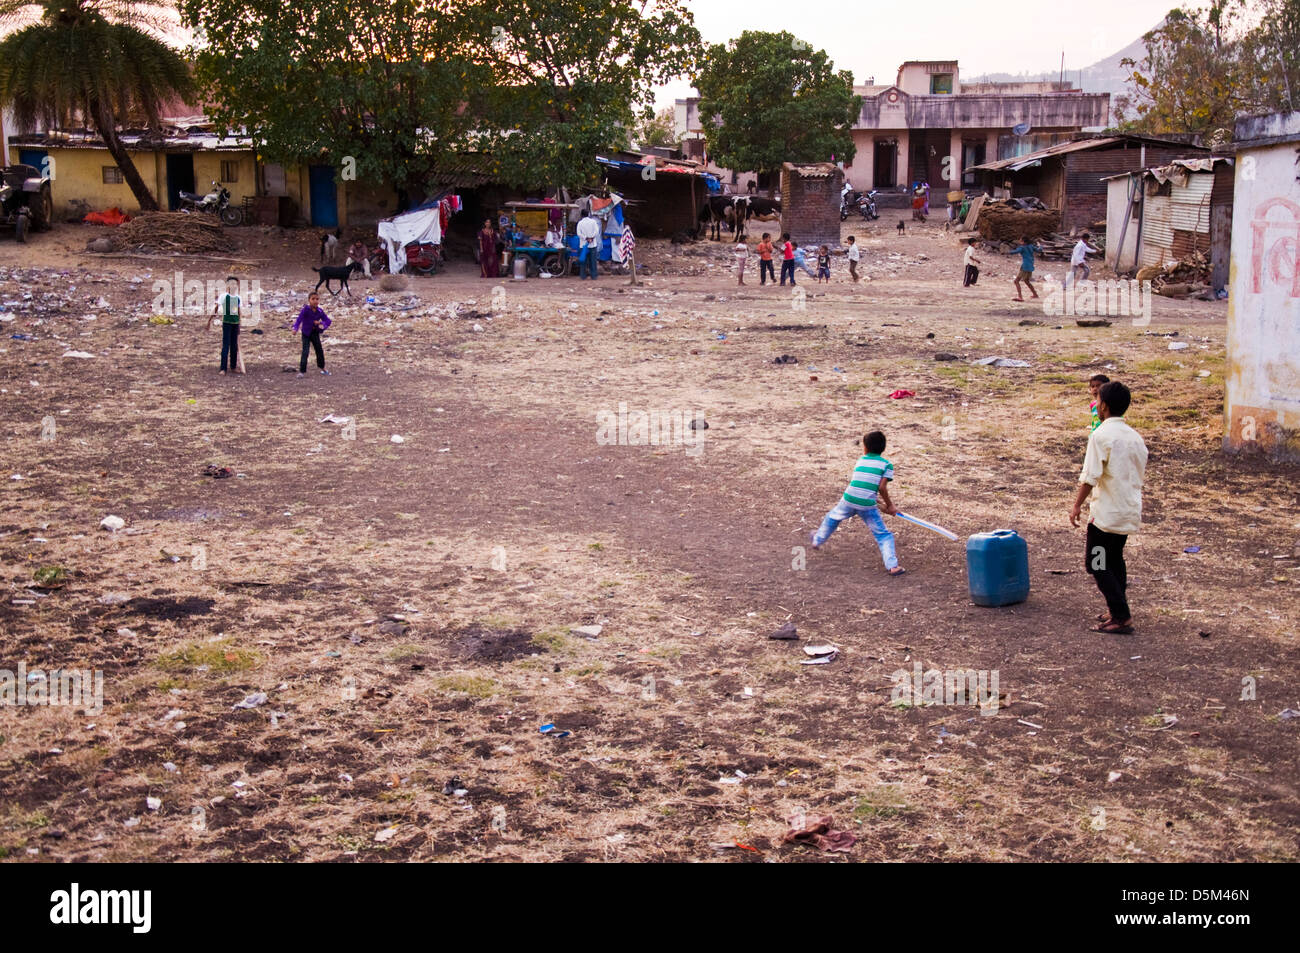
[656,0,1190,107]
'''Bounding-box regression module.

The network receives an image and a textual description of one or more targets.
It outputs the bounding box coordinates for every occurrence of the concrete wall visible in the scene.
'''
[1224,133,1300,460]
[10,145,257,216]
[1105,176,1141,271]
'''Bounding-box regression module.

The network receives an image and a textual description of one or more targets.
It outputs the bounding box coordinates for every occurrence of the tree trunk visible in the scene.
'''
[93,105,159,212]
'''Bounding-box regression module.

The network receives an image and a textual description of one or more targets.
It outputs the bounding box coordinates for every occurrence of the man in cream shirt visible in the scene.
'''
[1070,381,1148,634]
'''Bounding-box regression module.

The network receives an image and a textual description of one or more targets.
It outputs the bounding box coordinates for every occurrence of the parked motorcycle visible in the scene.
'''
[840,189,879,221]
[178,181,243,226]
[370,241,442,275]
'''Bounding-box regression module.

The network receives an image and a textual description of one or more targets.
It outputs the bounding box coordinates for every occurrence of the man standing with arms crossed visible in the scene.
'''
[1069,381,1148,634]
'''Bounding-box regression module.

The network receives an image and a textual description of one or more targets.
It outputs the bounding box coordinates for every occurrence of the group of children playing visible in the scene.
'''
[207,275,334,377]
[736,233,856,286]
[814,374,1124,596]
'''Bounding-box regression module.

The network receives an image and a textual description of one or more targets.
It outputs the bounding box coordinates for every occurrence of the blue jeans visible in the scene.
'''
[813,500,898,569]
[579,247,598,279]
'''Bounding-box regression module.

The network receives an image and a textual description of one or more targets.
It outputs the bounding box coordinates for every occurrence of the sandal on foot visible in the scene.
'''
[1094,620,1133,634]
[888,567,906,576]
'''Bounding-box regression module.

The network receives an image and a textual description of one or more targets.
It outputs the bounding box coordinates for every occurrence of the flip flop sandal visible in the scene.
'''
[888,567,907,576]
[1096,613,1111,623]
[1093,621,1133,634]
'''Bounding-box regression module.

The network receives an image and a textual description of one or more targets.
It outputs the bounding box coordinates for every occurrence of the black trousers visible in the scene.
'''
[300,330,325,372]
[780,260,796,285]
[220,323,239,370]
[1086,523,1130,621]
[759,259,775,284]
[963,265,979,286]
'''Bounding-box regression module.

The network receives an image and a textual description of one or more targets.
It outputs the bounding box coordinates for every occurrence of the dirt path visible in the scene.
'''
[1,219,1296,862]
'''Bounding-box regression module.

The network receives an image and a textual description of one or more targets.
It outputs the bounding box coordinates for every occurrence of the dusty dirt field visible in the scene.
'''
[1,217,1297,863]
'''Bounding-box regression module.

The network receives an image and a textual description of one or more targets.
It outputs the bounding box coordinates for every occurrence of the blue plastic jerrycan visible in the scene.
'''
[966,529,1030,607]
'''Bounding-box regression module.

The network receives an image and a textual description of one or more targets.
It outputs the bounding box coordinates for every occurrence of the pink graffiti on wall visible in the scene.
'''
[1249,196,1300,297]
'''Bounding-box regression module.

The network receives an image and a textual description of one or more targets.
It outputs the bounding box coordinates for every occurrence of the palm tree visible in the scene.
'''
[0,0,193,210]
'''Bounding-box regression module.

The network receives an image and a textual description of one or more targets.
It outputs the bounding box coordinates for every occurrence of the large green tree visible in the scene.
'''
[693,31,860,195]
[467,0,701,188]
[0,0,193,210]
[181,0,701,197]
[1115,0,1300,142]
[181,0,489,204]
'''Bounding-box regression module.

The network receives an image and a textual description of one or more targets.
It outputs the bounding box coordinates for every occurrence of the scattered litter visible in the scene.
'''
[148,315,174,325]
[1017,718,1043,730]
[773,354,798,364]
[62,350,96,359]
[802,644,839,664]
[887,389,915,399]
[1168,342,1189,351]
[202,465,233,479]
[442,776,469,797]
[1183,546,1201,554]
[390,435,405,444]
[99,515,125,532]
[1107,771,1122,783]
[163,762,177,773]
[572,624,603,638]
[232,692,268,710]
[98,592,131,605]
[1279,709,1300,721]
[146,797,161,811]
[319,414,351,425]
[539,723,571,738]
[769,622,798,641]
[973,356,1032,368]
[374,825,400,843]
[782,814,856,852]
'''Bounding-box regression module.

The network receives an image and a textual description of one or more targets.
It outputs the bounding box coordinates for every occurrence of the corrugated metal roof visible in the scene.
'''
[1098,156,1232,181]
[969,135,1208,174]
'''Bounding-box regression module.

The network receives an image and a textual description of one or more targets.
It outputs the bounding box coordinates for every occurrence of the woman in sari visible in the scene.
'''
[479,219,499,278]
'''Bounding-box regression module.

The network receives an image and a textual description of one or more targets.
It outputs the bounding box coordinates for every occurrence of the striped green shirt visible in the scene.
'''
[843,453,893,507]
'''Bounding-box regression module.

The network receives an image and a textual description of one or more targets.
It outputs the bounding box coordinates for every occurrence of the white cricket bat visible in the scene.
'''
[895,511,958,541]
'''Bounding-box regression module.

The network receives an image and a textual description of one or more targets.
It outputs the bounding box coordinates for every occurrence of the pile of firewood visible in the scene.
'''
[112,212,235,254]
[1136,249,1213,297]
[975,201,1061,242]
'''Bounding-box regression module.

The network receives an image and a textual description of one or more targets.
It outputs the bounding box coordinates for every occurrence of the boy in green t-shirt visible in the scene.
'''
[1088,373,1110,431]
[208,276,242,374]
[810,430,905,575]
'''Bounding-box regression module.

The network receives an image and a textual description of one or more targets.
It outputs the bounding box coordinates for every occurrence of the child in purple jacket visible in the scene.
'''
[294,292,332,376]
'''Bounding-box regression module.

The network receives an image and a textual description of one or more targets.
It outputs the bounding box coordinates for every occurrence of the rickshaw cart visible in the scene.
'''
[500,201,579,277]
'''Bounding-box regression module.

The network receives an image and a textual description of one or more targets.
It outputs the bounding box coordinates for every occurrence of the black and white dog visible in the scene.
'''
[312,260,364,296]
[320,228,343,264]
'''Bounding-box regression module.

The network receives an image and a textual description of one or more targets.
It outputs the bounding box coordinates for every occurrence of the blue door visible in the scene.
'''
[309,165,338,227]
[19,149,49,177]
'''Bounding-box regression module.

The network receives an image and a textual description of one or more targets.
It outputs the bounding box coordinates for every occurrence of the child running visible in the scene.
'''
[816,245,831,283]
[811,430,905,576]
[1088,373,1110,431]
[1012,236,1041,301]
[294,291,332,377]
[734,238,748,286]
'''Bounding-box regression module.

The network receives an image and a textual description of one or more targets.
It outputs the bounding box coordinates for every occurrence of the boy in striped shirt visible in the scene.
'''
[811,430,905,575]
